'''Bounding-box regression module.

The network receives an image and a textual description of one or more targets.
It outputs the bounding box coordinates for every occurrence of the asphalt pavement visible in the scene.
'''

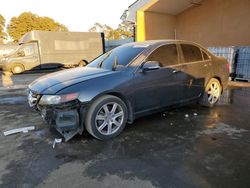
[0,70,250,188]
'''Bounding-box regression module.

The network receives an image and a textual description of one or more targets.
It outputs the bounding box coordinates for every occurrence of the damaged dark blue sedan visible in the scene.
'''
[28,40,229,141]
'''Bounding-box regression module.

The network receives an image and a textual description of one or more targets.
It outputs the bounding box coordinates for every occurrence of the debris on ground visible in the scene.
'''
[193,113,198,116]
[3,126,35,136]
[2,71,13,87]
[163,113,166,117]
[196,122,248,137]
[170,123,174,126]
[53,138,62,149]
[185,114,189,118]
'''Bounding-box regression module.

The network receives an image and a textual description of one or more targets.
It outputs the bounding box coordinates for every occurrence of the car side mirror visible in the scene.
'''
[142,61,161,72]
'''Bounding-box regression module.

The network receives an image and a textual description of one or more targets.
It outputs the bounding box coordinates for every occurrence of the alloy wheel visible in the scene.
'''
[95,102,124,135]
[207,81,221,104]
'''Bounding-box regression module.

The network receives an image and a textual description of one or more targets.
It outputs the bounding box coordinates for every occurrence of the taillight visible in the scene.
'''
[226,63,230,72]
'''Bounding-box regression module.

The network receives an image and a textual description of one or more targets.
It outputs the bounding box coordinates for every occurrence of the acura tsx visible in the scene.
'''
[27,40,229,141]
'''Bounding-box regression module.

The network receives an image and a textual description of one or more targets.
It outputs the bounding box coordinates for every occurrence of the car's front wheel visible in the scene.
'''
[85,95,128,140]
[199,78,222,107]
[11,64,25,74]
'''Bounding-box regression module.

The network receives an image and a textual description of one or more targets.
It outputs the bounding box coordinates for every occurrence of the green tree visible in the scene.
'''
[0,14,6,44]
[7,12,68,41]
[89,21,134,40]
[89,23,114,40]
[117,21,134,39]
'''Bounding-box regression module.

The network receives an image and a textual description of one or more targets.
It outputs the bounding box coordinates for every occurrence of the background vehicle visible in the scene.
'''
[0,44,18,58]
[1,30,105,74]
[28,40,229,141]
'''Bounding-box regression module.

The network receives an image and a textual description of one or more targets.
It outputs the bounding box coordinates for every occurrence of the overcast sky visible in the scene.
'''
[0,0,135,31]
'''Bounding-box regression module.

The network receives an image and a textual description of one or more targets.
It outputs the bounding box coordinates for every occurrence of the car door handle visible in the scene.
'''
[172,70,181,74]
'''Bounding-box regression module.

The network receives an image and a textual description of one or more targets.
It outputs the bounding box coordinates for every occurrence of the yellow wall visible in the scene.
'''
[136,11,146,42]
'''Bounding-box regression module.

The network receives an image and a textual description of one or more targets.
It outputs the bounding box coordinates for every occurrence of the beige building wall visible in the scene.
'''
[176,0,250,47]
[138,0,250,46]
[144,11,176,40]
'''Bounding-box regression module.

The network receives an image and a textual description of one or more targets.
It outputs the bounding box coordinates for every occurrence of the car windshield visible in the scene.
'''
[6,44,34,57]
[87,45,146,70]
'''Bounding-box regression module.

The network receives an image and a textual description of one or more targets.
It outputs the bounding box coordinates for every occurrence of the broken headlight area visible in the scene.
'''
[27,89,40,108]
[37,100,85,141]
[39,93,79,105]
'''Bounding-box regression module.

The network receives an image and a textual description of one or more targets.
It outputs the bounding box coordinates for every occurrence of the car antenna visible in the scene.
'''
[112,53,118,71]
[97,51,111,68]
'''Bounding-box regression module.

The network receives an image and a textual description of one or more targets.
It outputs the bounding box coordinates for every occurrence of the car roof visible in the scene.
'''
[123,39,203,48]
[122,39,213,56]
[122,40,173,47]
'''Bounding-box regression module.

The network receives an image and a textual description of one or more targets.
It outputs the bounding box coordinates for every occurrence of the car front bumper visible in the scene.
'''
[39,103,82,141]
[39,102,80,128]
[28,90,85,141]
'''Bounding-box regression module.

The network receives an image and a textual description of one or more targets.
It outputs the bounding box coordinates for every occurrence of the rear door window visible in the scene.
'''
[202,50,210,60]
[147,44,178,67]
[181,44,203,63]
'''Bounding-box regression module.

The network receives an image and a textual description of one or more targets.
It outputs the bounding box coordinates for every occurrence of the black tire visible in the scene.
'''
[11,64,24,74]
[85,95,128,140]
[199,78,222,107]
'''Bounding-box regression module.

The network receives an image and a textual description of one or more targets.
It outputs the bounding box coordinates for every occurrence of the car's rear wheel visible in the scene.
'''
[199,78,222,107]
[11,64,24,74]
[85,95,128,140]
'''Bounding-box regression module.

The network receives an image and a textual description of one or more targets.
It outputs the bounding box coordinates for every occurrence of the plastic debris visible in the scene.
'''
[185,114,189,118]
[193,113,198,116]
[53,138,62,149]
[3,126,35,136]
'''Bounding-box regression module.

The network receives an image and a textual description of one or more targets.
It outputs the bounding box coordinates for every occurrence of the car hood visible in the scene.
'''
[29,67,113,94]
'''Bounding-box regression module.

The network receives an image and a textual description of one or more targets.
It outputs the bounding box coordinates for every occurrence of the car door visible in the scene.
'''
[179,43,211,100]
[132,43,188,114]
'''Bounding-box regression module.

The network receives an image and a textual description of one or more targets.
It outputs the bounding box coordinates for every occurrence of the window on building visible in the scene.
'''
[147,44,178,67]
[181,44,203,63]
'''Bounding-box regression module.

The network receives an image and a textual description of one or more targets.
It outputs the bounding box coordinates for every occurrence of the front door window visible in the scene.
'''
[147,44,179,67]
